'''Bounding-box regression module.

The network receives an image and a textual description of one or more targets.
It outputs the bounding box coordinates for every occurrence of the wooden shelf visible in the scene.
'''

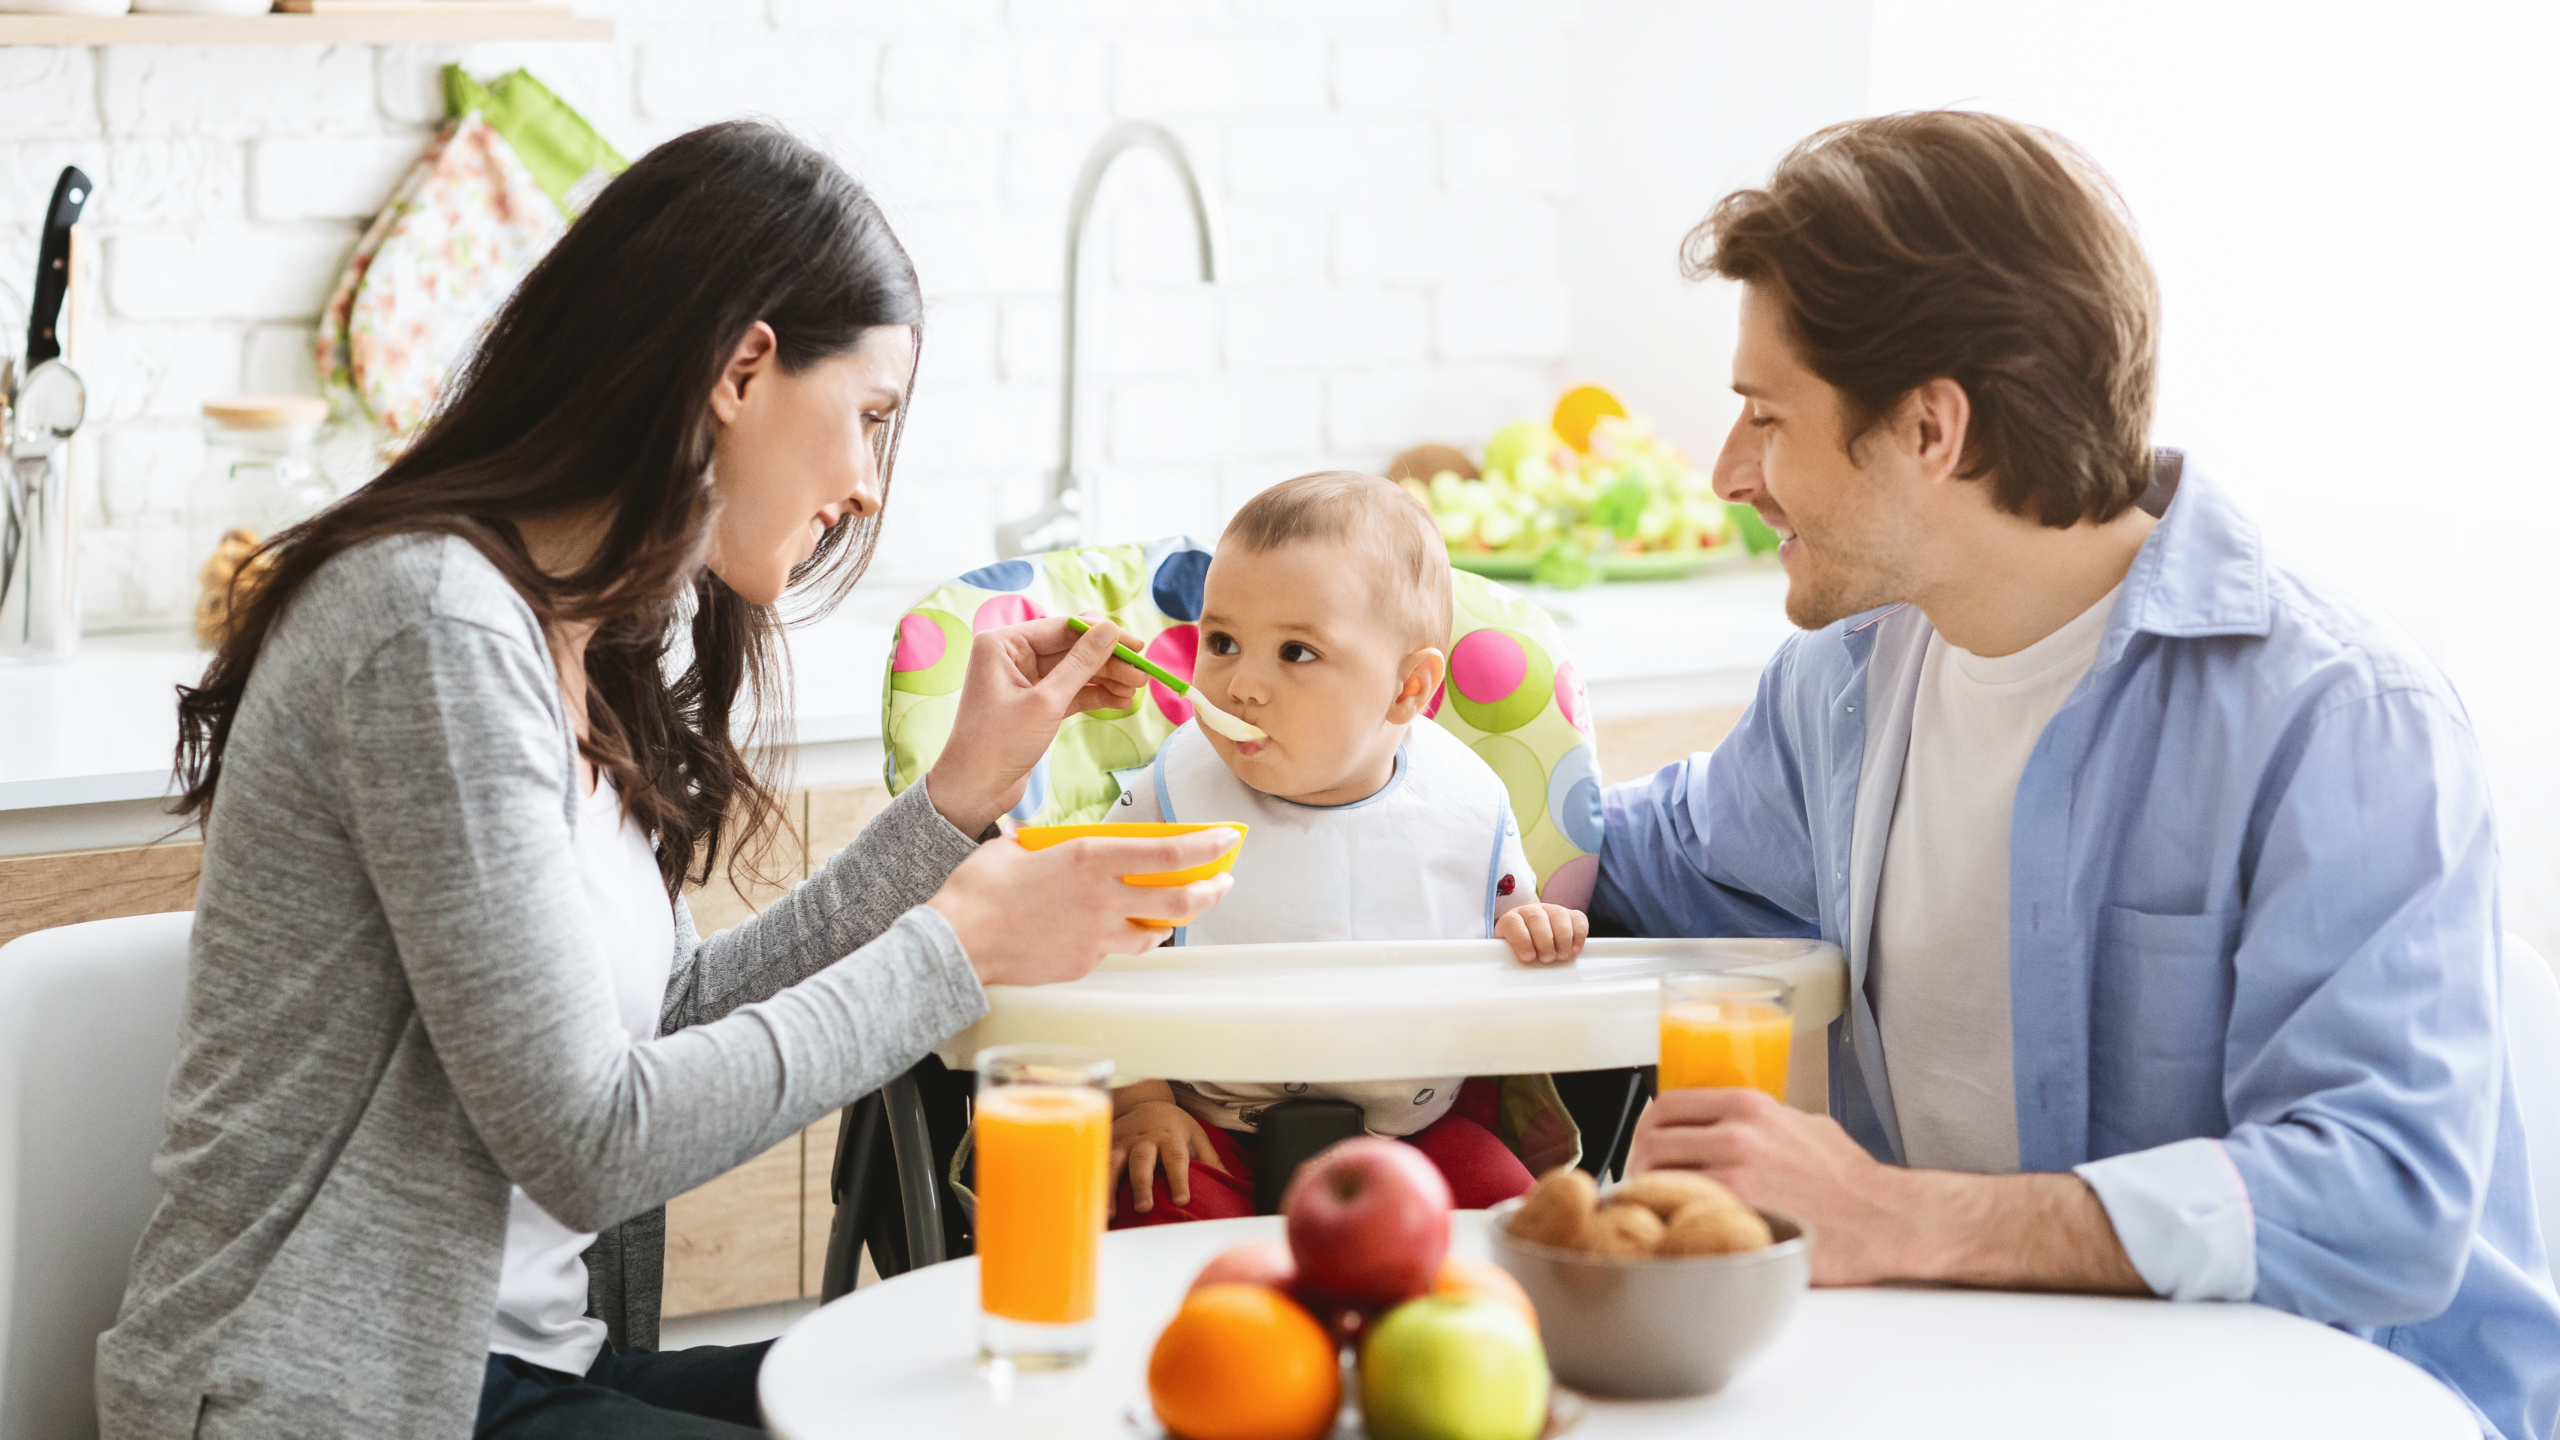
[0,12,611,44]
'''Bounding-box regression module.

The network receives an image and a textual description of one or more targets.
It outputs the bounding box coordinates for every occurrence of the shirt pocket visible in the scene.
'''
[2088,904,2238,1153]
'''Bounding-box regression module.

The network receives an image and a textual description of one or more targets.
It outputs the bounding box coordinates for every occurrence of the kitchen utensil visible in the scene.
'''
[1488,1194,1809,1398]
[0,378,81,664]
[1063,615,1266,743]
[2,167,92,663]
[24,167,90,367]
[9,361,84,459]
[0,451,76,659]
[2,360,85,660]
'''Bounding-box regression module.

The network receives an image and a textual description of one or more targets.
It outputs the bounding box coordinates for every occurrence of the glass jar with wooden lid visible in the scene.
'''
[186,395,331,646]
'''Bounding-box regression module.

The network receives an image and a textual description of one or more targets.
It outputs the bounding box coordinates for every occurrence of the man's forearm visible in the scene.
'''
[1883,1167,2151,1294]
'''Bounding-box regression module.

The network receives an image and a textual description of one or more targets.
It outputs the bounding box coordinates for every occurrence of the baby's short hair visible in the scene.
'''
[1222,470,1451,654]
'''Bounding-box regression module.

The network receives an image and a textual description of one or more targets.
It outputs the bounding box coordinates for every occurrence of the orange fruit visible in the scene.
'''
[1432,1255,1538,1332]
[1551,383,1628,452]
[1147,1283,1342,1440]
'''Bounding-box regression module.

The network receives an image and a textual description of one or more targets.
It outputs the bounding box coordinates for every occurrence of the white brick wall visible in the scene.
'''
[3,0,1580,630]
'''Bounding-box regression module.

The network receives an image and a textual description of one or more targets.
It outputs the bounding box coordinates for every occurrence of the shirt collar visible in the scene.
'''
[2102,450,2272,666]
[1834,450,2270,665]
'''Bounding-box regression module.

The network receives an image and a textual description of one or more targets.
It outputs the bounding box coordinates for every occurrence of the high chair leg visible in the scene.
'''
[882,1070,946,1269]
[1553,1066,1653,1181]
[822,1058,977,1299]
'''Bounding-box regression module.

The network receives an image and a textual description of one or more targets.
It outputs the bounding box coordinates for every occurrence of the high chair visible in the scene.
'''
[821,536,1686,1292]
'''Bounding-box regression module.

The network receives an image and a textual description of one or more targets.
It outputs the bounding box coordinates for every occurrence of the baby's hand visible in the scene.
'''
[1110,1097,1225,1215]
[1497,903,1588,966]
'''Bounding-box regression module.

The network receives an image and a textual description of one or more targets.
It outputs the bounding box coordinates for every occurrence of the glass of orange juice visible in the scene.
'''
[1658,972,1794,1101]
[973,1044,1114,1368]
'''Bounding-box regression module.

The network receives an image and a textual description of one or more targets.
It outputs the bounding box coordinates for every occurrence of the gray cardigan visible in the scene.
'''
[95,534,989,1440]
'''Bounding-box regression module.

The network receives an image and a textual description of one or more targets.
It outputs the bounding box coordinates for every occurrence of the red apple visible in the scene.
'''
[1282,1137,1453,1307]
[1187,1238,1298,1296]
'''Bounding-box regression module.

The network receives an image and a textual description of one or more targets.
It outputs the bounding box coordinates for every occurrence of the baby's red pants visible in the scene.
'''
[1108,1078,1536,1228]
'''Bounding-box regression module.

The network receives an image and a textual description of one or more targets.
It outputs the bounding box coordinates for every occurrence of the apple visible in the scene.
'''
[1282,1137,1453,1308]
[1187,1238,1298,1296]
[1358,1295,1550,1440]
[1432,1255,1537,1332]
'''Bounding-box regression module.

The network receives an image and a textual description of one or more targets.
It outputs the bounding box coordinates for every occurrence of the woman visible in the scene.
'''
[94,123,1233,1440]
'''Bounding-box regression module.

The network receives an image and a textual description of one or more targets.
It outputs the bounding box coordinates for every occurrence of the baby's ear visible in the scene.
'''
[1386,646,1448,723]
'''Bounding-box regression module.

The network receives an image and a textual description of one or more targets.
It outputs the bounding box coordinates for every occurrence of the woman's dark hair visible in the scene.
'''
[1686,111,2158,528]
[175,121,923,896]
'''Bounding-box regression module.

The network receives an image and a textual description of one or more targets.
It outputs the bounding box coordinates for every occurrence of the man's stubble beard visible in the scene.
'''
[1780,500,1919,632]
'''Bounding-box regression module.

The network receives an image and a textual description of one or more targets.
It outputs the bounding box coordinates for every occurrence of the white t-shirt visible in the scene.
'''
[486,774,674,1375]
[1113,719,1537,1136]
[1867,587,2116,1174]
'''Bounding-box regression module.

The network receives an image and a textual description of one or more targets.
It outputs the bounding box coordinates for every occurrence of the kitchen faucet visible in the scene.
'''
[994,121,1218,558]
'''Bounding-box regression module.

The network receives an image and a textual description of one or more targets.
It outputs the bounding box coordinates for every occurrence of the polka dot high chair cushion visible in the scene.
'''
[881,540,1604,908]
[884,539,1218,828]
[1431,572,1603,911]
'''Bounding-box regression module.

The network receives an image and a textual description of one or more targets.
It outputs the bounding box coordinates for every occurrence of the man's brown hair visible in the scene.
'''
[1687,111,2159,527]
[1223,470,1452,652]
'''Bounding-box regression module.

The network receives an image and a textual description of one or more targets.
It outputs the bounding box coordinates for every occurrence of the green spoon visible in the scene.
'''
[1067,617,1267,743]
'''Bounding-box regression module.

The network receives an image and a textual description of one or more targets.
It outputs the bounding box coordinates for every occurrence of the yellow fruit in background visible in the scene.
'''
[1146,1283,1341,1440]
[1551,384,1627,453]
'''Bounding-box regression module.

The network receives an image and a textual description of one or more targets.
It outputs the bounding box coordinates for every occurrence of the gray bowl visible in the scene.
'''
[1487,1195,1809,1399]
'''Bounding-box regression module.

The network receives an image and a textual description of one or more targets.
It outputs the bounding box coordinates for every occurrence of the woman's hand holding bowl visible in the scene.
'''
[926,617,1148,838]
[927,828,1240,986]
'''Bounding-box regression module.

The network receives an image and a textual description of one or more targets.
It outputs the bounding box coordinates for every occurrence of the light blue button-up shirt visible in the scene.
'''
[1595,457,2560,1440]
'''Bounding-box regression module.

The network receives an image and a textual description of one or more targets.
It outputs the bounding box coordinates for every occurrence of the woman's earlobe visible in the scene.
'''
[707,373,745,425]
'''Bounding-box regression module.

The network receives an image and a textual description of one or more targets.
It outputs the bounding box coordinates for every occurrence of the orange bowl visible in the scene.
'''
[1012,822,1249,926]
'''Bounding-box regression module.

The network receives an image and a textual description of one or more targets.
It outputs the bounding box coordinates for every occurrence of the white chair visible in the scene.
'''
[0,912,190,1440]
[2501,932,2560,1291]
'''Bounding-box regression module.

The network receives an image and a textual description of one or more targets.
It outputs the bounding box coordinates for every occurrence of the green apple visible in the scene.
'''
[1357,1295,1549,1440]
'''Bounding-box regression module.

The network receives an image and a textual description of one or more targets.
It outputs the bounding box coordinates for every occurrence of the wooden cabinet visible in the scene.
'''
[662,1110,846,1316]
[0,840,201,949]
[1595,704,1745,784]
[660,781,884,1317]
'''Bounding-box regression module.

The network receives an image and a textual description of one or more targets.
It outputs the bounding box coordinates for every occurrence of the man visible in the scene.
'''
[1597,111,2559,1440]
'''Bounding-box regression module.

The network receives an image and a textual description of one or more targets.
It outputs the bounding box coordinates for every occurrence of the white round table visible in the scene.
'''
[759,1213,2474,1440]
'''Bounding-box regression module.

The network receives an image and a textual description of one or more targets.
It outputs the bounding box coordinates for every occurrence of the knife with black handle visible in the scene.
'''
[25,166,92,367]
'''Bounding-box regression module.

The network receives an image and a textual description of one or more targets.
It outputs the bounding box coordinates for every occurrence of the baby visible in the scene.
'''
[1106,470,1588,1227]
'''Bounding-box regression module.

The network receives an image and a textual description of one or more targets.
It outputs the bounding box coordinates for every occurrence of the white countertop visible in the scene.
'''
[0,564,1793,851]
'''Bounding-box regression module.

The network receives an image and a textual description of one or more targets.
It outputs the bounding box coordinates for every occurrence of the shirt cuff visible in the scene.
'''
[908,773,998,848]
[2074,1137,2258,1302]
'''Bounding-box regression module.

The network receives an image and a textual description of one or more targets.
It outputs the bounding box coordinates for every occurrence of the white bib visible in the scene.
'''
[1117,720,1534,1135]
[1141,719,1525,948]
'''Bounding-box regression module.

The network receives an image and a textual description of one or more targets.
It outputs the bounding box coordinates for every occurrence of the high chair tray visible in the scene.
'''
[934,937,1844,1097]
